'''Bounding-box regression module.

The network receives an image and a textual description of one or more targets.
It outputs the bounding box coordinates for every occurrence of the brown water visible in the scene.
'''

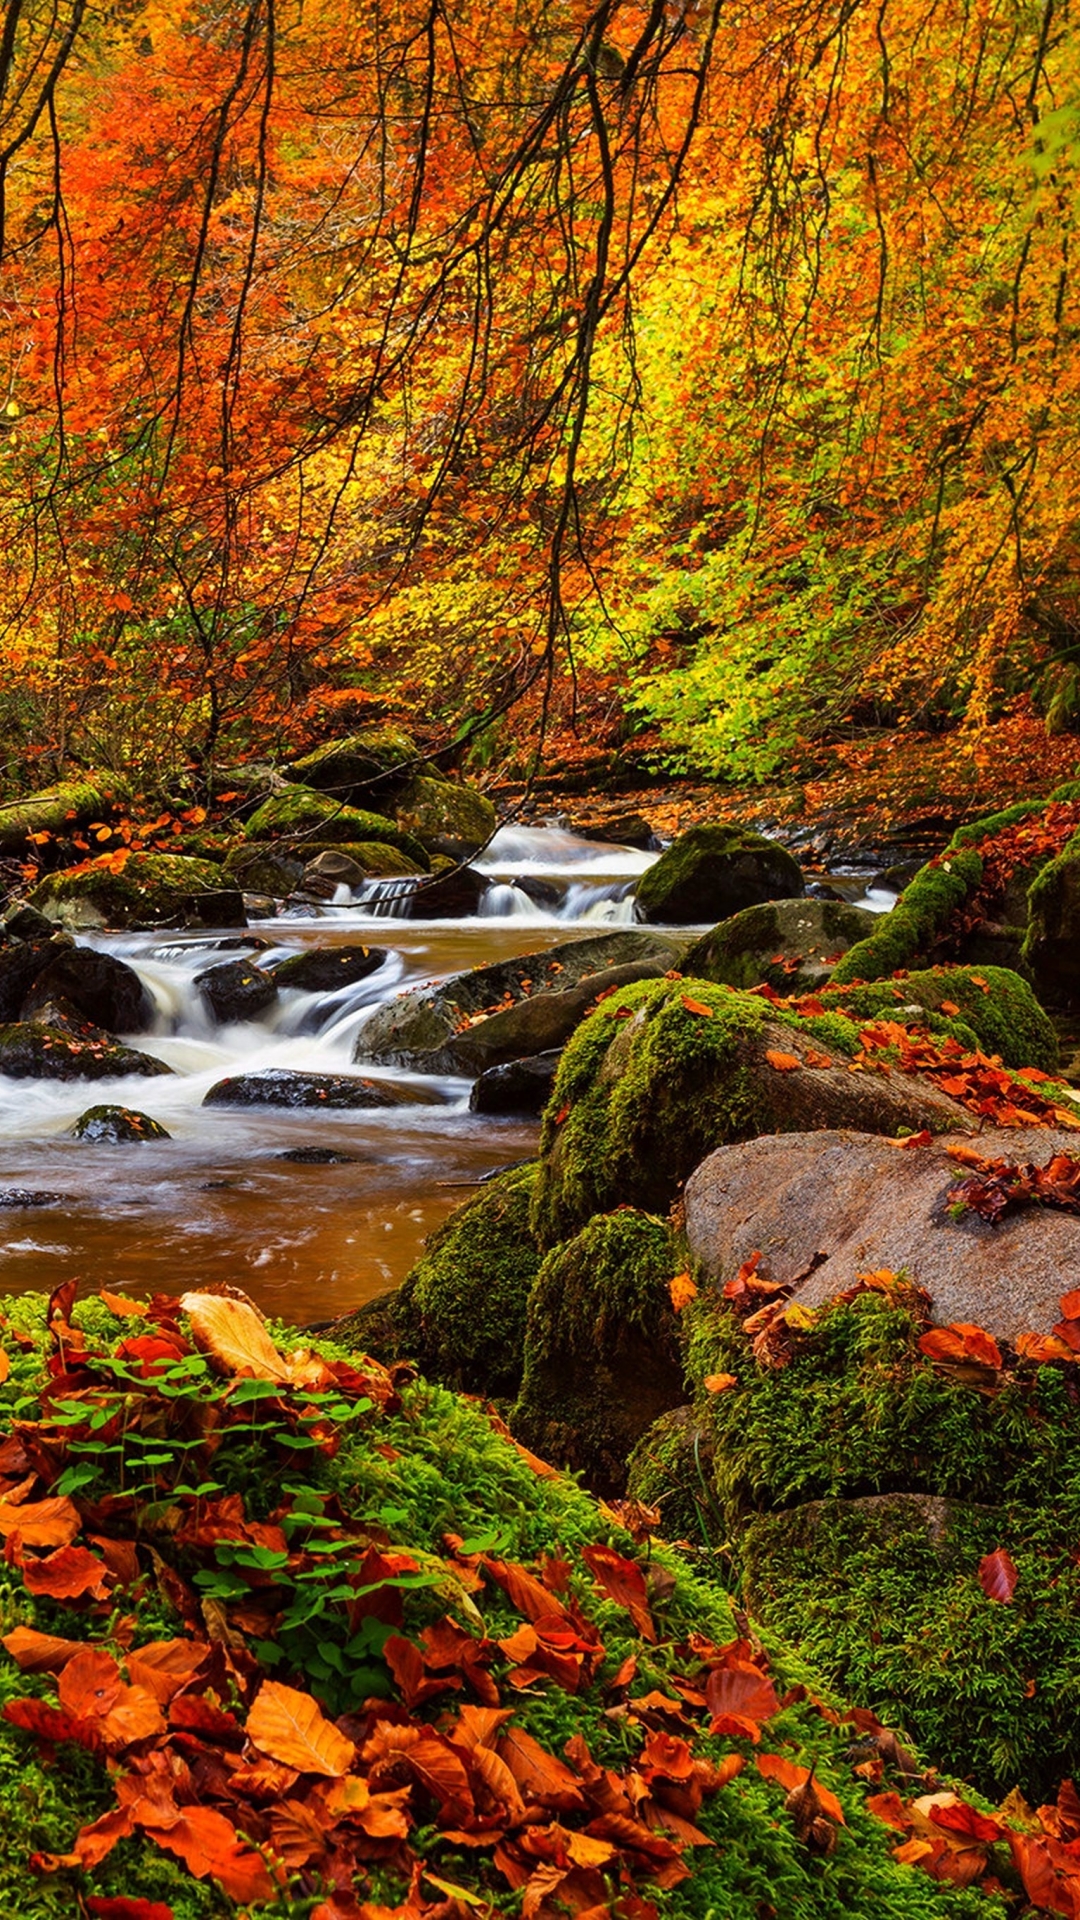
[0,830,656,1325]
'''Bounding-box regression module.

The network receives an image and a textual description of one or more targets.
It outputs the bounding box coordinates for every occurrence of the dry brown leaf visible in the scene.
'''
[247,1679,356,1776]
[179,1291,290,1382]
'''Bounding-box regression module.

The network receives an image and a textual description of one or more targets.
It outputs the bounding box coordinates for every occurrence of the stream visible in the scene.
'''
[0,827,894,1325]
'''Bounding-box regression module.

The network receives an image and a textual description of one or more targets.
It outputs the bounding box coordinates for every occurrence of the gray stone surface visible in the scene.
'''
[685,1125,1080,1338]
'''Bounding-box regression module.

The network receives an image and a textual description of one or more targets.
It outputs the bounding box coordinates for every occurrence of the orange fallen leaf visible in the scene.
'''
[247,1680,356,1776]
[669,1272,697,1311]
[703,1373,737,1393]
[681,996,714,1017]
[765,1050,801,1072]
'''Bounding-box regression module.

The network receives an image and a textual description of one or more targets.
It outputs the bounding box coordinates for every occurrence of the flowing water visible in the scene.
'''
[0,828,662,1324]
[0,826,895,1325]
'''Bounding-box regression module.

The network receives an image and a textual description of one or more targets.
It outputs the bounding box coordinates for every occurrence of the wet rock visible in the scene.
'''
[684,1125,1080,1341]
[301,850,367,894]
[407,864,488,918]
[202,1068,437,1109]
[71,1104,171,1142]
[286,726,428,805]
[393,775,496,860]
[0,939,62,1020]
[29,854,245,931]
[353,928,691,1076]
[0,1189,68,1207]
[0,774,128,856]
[682,898,878,995]
[3,903,57,940]
[0,1022,172,1080]
[571,809,656,849]
[511,1209,685,1496]
[469,1050,562,1115]
[243,787,429,868]
[21,946,156,1033]
[531,977,979,1248]
[195,958,279,1024]
[635,824,805,925]
[511,875,562,910]
[275,1146,359,1164]
[269,944,387,992]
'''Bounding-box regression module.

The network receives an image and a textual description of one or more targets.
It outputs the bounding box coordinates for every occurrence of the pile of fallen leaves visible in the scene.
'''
[945,1147,1080,1226]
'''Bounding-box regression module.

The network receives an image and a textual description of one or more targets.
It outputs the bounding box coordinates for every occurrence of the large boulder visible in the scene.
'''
[392,775,496,859]
[353,929,691,1077]
[531,977,979,1249]
[222,844,302,898]
[243,787,428,868]
[29,855,244,931]
[0,1023,171,1079]
[285,840,424,880]
[0,774,127,855]
[0,938,63,1020]
[285,726,428,805]
[683,898,878,995]
[269,945,387,993]
[635,824,804,925]
[21,946,156,1034]
[819,963,1059,1073]
[202,1068,438,1108]
[511,1209,685,1496]
[194,958,278,1024]
[684,1125,1080,1341]
[332,1164,541,1400]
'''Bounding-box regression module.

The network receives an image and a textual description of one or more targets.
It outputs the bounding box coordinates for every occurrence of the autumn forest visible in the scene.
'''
[0,0,1076,790]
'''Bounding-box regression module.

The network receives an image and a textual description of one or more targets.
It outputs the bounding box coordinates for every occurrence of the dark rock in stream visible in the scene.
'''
[71,1104,171,1142]
[0,1189,68,1208]
[275,1146,360,1164]
[269,944,387,992]
[0,1021,172,1080]
[203,1068,438,1109]
[354,928,691,1076]
[0,938,63,1020]
[195,957,279,1024]
[408,865,488,918]
[3,903,58,940]
[469,1049,562,1115]
[21,945,156,1033]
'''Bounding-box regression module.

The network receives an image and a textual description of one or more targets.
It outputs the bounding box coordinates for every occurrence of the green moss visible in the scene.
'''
[30,852,227,928]
[635,823,804,924]
[532,978,771,1247]
[830,847,984,984]
[626,1406,717,1544]
[393,775,496,854]
[1022,824,1080,1003]
[243,787,430,868]
[681,1286,1080,1794]
[0,776,129,857]
[512,1209,684,1491]
[822,963,1058,1071]
[683,898,876,994]
[276,837,424,877]
[338,1164,541,1398]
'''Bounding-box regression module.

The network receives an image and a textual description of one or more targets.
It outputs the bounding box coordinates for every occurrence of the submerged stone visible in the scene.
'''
[71,1104,171,1142]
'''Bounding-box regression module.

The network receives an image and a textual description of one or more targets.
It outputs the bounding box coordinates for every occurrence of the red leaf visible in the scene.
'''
[22,1544,111,1599]
[705,1661,779,1740]
[755,1752,846,1824]
[930,1800,1006,1844]
[57,1648,122,1719]
[680,996,714,1018]
[141,1807,276,1902]
[581,1544,656,1642]
[86,1902,175,1919]
[918,1324,1002,1370]
[978,1548,1018,1603]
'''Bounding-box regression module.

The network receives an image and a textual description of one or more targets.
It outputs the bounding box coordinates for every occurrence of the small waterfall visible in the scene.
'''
[563,880,639,924]
[478,883,538,919]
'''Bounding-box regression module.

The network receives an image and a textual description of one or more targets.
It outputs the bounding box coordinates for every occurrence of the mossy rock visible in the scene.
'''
[683,898,878,994]
[29,854,242,931]
[242,787,429,868]
[71,1104,171,1142]
[221,843,302,896]
[270,944,387,992]
[512,1209,685,1495]
[635,823,805,925]
[0,1022,172,1080]
[393,774,497,858]
[830,798,1059,986]
[334,1164,541,1399]
[627,1405,717,1544]
[682,1283,1080,1795]
[1022,824,1080,1006]
[0,774,128,856]
[283,838,425,877]
[285,725,430,804]
[822,963,1058,1073]
[531,978,977,1250]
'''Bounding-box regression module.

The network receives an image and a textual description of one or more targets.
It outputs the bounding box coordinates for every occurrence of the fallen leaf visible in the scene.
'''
[582,1544,656,1641]
[680,996,714,1018]
[703,1373,737,1393]
[755,1752,846,1825]
[247,1680,356,1776]
[0,1495,80,1548]
[978,1548,1018,1603]
[669,1272,697,1312]
[765,1049,802,1072]
[22,1545,111,1599]
[918,1324,1002,1370]
[179,1290,290,1382]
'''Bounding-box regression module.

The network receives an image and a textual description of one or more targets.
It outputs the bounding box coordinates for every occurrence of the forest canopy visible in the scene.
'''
[0,0,1077,782]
